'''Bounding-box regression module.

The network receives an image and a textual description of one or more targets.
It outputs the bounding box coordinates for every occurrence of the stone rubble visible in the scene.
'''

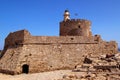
[56,53,120,80]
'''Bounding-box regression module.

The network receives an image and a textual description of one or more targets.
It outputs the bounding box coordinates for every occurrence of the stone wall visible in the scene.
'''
[60,19,92,37]
[0,30,118,74]
[16,43,99,73]
[4,30,30,48]
[0,46,23,74]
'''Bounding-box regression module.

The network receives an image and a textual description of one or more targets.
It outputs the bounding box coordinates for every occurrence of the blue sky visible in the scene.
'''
[0,0,120,49]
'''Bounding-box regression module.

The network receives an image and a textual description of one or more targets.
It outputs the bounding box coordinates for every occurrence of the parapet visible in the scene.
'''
[23,36,98,44]
[60,19,91,26]
[4,30,31,48]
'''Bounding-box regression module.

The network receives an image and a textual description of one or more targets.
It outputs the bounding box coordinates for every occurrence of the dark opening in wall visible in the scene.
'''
[15,42,18,46]
[22,64,29,74]
[78,25,81,28]
[29,54,32,56]
[70,38,74,40]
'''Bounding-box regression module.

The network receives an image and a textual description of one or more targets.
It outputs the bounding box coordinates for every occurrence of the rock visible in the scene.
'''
[63,74,77,79]
[81,78,87,80]
[95,76,106,80]
[83,57,92,64]
[90,73,96,77]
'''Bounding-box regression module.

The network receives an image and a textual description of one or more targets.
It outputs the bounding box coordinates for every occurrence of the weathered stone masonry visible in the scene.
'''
[0,10,118,74]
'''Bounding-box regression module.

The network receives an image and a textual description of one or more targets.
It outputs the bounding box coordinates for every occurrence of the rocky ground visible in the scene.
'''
[0,70,71,80]
[0,69,120,80]
[1,53,120,80]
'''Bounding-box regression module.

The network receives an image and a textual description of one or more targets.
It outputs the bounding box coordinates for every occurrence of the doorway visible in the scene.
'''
[22,64,29,74]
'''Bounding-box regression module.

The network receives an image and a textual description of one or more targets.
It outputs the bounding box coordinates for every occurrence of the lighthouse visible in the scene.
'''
[64,10,70,21]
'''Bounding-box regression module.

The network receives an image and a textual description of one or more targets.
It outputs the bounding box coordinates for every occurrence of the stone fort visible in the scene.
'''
[0,10,118,74]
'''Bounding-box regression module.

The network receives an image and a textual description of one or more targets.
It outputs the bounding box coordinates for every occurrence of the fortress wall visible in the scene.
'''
[0,40,117,74]
[0,46,23,74]
[5,30,30,48]
[24,36,97,44]
[14,40,117,74]
[15,43,99,73]
[0,30,118,74]
[99,41,118,54]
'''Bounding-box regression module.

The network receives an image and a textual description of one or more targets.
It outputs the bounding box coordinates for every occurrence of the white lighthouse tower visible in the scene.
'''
[64,10,70,21]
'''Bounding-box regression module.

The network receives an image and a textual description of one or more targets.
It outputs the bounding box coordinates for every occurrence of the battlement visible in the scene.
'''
[61,19,91,25]
[4,30,31,48]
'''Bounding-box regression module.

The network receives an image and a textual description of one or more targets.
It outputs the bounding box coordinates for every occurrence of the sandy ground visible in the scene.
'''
[0,70,72,80]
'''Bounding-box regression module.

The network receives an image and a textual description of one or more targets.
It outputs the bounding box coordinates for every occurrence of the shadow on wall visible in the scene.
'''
[0,50,2,55]
[118,48,120,52]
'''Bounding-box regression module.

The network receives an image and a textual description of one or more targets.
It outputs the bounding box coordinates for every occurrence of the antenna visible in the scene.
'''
[66,8,69,11]
[74,13,78,19]
[74,13,78,16]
